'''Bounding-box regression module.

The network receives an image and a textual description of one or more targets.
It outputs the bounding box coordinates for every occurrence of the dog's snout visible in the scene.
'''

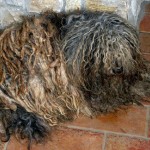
[112,67,123,74]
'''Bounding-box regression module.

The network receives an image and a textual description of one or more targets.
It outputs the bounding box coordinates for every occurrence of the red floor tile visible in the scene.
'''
[142,53,150,62]
[140,14,150,32]
[7,128,104,150]
[142,97,150,106]
[140,33,150,53]
[145,4,150,13]
[140,44,150,54]
[0,141,5,150]
[65,106,147,136]
[148,108,150,138]
[105,134,150,150]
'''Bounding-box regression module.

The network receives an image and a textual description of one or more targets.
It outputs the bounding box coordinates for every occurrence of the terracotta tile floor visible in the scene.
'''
[0,101,150,150]
[65,105,147,136]
[7,128,104,150]
[105,134,150,150]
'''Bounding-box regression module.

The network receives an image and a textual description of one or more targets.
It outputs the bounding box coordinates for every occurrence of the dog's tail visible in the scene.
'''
[0,103,50,150]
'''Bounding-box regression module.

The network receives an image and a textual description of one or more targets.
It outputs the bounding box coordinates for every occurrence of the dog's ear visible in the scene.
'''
[65,14,85,25]
[43,12,63,29]
[46,13,59,23]
[61,14,85,37]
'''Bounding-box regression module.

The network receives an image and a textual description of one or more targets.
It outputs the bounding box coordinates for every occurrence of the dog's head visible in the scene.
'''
[102,34,140,76]
[62,11,141,77]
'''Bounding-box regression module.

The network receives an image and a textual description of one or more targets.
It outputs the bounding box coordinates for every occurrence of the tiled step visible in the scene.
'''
[2,125,150,150]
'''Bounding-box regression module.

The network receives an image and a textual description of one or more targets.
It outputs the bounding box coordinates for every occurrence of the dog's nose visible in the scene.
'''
[112,67,123,74]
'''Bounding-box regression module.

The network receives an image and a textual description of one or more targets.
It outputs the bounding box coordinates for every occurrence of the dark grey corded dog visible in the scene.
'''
[61,11,146,113]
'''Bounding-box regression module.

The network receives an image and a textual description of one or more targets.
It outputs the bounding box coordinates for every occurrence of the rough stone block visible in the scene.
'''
[29,0,63,13]
[5,0,25,7]
[0,7,23,28]
[85,0,127,19]
[65,0,81,11]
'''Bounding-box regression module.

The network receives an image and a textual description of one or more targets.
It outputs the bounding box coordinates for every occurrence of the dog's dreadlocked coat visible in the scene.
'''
[0,12,91,149]
[61,11,145,113]
[0,10,146,149]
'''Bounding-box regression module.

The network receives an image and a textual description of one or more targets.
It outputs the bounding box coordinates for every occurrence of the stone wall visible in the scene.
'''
[0,0,149,29]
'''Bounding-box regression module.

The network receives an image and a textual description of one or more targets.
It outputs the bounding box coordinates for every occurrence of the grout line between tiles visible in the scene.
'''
[145,107,150,137]
[65,125,150,140]
[102,132,107,150]
[3,140,9,150]
[140,31,150,34]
